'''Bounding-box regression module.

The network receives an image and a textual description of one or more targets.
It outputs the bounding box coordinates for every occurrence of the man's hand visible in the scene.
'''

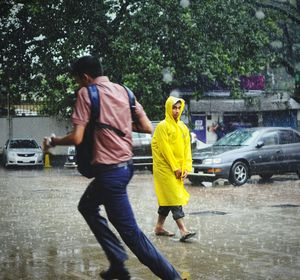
[43,134,56,152]
[174,169,182,179]
[43,137,52,152]
[174,169,188,180]
[181,170,188,180]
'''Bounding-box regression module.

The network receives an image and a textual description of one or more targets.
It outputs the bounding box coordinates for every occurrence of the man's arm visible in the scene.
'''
[132,115,153,134]
[44,124,85,149]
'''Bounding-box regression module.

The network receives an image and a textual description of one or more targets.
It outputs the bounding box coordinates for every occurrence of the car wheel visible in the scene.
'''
[259,173,273,181]
[229,161,249,186]
[188,176,203,185]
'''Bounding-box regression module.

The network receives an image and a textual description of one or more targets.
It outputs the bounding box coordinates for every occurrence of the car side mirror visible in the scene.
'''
[256,141,264,148]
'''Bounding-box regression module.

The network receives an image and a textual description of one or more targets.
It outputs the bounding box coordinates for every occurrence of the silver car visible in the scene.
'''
[188,127,300,186]
[132,132,152,170]
[64,146,77,168]
[2,138,44,167]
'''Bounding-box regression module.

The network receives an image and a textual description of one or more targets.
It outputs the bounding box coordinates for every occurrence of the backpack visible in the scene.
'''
[76,84,136,178]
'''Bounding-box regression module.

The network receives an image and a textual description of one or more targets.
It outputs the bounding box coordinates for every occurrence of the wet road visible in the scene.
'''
[0,168,300,280]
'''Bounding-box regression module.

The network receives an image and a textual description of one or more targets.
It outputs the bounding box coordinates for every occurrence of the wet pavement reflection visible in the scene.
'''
[0,168,300,279]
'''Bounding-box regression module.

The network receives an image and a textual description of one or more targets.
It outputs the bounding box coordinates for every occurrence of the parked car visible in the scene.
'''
[188,127,300,186]
[132,132,152,170]
[64,146,77,168]
[2,138,44,168]
[63,132,153,170]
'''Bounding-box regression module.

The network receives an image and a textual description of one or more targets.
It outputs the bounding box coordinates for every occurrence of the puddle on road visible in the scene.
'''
[270,204,300,208]
[188,210,228,216]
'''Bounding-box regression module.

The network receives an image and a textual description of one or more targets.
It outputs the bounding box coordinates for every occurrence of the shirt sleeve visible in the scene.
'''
[71,87,91,127]
[134,99,147,120]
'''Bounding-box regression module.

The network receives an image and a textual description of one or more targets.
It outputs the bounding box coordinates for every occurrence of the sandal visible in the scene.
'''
[180,232,196,242]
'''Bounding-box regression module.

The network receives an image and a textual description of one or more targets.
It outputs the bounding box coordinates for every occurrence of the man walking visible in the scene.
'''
[44,56,182,279]
[151,96,196,242]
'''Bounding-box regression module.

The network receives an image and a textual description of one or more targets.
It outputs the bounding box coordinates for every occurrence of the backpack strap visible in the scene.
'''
[95,123,125,137]
[87,84,100,121]
[123,85,138,123]
[87,84,126,137]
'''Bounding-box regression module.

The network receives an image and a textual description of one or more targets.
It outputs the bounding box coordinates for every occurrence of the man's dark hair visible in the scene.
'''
[70,55,103,78]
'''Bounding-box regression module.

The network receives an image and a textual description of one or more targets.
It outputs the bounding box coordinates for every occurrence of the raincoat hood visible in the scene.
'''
[165,96,185,122]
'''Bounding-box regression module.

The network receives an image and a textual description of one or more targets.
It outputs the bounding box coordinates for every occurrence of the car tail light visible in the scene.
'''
[207,168,222,173]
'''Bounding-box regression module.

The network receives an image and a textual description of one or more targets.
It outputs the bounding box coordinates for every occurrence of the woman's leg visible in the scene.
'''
[155,206,175,236]
[171,206,196,241]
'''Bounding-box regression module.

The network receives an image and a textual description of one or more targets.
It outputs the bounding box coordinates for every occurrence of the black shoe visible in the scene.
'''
[99,267,131,280]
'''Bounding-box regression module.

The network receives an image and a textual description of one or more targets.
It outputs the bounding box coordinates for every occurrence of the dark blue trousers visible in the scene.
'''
[78,164,181,280]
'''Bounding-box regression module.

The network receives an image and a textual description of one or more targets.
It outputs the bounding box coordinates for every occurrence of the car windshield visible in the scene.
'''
[68,146,76,155]
[9,140,39,149]
[214,129,259,146]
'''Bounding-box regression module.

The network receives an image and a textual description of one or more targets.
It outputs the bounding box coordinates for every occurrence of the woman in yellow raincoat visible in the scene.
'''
[151,96,196,242]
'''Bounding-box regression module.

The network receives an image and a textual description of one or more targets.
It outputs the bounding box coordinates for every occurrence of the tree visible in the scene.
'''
[251,0,300,78]
[105,0,278,118]
[0,0,280,120]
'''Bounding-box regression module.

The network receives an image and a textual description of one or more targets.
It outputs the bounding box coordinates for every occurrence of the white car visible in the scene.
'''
[2,138,44,168]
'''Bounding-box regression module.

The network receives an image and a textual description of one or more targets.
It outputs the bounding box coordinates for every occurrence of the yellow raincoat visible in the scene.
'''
[151,96,192,206]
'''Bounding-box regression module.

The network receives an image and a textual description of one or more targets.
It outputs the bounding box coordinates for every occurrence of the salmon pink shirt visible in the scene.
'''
[72,76,146,165]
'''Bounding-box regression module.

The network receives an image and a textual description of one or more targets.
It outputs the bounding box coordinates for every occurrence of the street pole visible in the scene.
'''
[7,88,12,140]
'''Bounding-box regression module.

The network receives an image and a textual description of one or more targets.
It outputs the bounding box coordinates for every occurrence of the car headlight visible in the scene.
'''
[7,152,16,159]
[203,158,222,164]
[37,152,43,159]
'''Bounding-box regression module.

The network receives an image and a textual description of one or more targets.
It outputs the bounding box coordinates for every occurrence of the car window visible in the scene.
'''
[293,131,300,143]
[68,146,76,155]
[214,129,260,146]
[261,131,279,146]
[9,140,39,149]
[279,130,294,145]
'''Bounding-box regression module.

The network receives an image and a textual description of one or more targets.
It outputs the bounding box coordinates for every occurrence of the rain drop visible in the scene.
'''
[162,68,173,83]
[180,0,190,8]
[255,10,265,20]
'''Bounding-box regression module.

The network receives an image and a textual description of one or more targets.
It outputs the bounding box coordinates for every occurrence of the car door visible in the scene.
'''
[278,129,300,172]
[252,131,283,173]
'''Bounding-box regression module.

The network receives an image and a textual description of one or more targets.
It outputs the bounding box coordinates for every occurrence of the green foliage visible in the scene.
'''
[0,0,282,119]
[252,0,300,77]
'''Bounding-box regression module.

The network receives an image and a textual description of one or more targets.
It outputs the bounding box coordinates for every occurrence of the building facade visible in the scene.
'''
[188,91,300,144]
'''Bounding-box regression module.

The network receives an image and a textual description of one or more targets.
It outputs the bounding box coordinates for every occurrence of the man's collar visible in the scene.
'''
[94,76,110,83]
